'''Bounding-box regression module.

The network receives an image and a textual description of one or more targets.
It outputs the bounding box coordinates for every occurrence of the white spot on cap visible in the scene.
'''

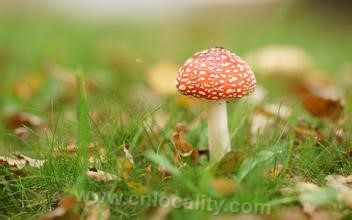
[226,89,234,94]
[229,77,238,82]
[179,85,186,91]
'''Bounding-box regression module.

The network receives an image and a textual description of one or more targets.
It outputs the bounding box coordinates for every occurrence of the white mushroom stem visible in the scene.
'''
[207,100,231,163]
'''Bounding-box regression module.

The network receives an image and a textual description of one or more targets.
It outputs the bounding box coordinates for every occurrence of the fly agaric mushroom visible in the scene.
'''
[176,47,256,162]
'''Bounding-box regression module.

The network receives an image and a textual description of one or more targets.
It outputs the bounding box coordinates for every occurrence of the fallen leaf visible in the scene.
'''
[117,157,149,194]
[325,175,352,208]
[147,60,178,96]
[67,144,78,154]
[301,94,343,120]
[146,151,180,177]
[296,182,337,216]
[85,201,110,220]
[40,195,79,220]
[157,164,172,182]
[246,45,313,77]
[211,177,238,196]
[309,209,341,220]
[250,112,275,140]
[291,74,344,120]
[4,109,46,139]
[0,154,46,170]
[87,167,118,183]
[88,142,107,164]
[267,164,284,178]
[123,144,135,166]
[250,103,291,143]
[0,156,26,169]
[293,119,324,143]
[46,64,97,102]
[12,73,44,101]
[272,207,309,220]
[53,142,107,164]
[144,195,180,220]
[15,154,46,168]
[117,158,133,180]
[171,123,197,158]
[244,85,268,106]
[259,104,292,119]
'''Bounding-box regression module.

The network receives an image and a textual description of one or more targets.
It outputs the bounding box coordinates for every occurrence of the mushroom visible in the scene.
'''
[176,47,256,162]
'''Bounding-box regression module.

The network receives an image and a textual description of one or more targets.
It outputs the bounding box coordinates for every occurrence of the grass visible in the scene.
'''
[0,6,352,220]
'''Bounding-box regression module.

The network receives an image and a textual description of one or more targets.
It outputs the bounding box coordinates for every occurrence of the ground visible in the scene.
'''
[0,7,351,220]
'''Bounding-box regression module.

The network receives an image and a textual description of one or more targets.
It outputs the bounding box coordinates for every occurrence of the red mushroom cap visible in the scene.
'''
[176,47,256,100]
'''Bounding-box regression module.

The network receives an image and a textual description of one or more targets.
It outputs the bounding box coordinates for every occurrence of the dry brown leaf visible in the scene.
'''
[272,207,309,220]
[117,158,133,180]
[144,195,180,220]
[294,120,324,143]
[244,85,268,106]
[12,73,44,101]
[0,156,26,169]
[171,123,194,157]
[125,180,150,195]
[85,201,110,220]
[251,103,291,142]
[280,187,295,196]
[171,123,200,165]
[309,209,341,220]
[301,94,343,120]
[40,195,79,220]
[88,142,107,164]
[211,177,238,196]
[47,64,97,91]
[123,144,135,166]
[291,75,344,120]
[46,64,97,102]
[267,164,284,178]
[0,154,46,170]
[67,144,78,154]
[213,214,264,220]
[87,167,118,183]
[296,182,320,215]
[52,144,78,158]
[117,158,149,194]
[53,142,107,164]
[325,175,352,208]
[15,154,46,168]
[4,109,46,139]
[246,45,313,77]
[147,60,178,96]
[157,164,172,182]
